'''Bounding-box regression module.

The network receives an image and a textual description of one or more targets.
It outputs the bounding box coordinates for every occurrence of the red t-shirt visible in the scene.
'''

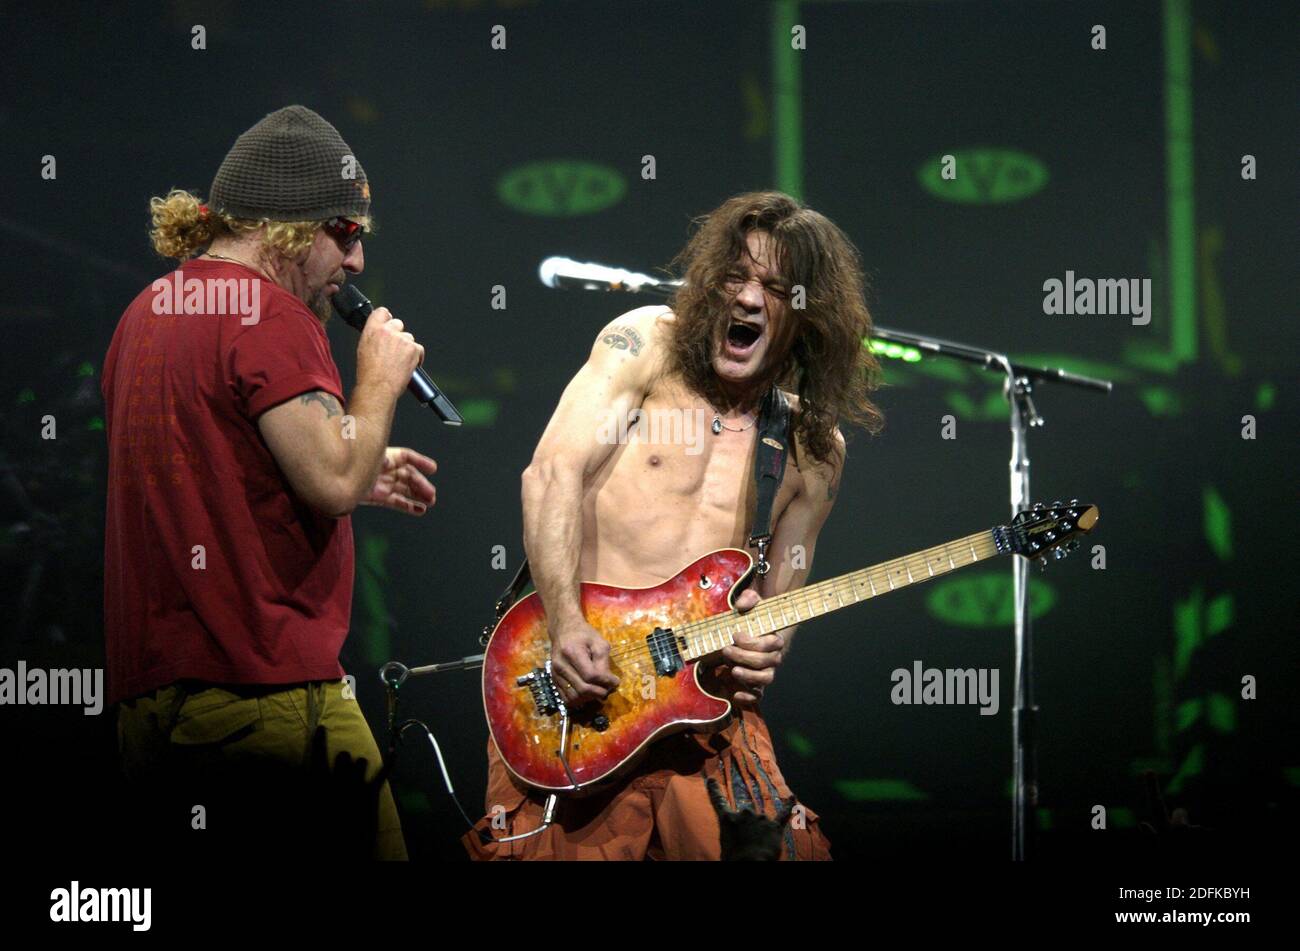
[102,258,354,704]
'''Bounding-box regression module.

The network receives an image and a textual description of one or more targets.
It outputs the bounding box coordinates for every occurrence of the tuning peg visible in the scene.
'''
[1069,498,1079,505]
[1037,556,1048,572]
[1052,548,1068,561]
[1051,500,1062,507]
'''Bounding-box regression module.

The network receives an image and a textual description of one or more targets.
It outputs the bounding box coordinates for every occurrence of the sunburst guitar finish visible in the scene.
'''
[482,550,751,792]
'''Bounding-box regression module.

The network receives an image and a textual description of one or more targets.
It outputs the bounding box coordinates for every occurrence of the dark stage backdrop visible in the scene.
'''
[2,0,1294,861]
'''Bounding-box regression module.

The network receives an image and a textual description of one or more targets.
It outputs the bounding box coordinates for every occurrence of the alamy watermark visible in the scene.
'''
[596,408,708,456]
[50,882,151,931]
[0,662,103,715]
[151,270,261,325]
[1042,270,1150,326]
[890,660,999,715]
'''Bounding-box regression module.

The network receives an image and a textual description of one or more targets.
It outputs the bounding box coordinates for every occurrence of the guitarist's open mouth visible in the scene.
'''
[723,317,764,359]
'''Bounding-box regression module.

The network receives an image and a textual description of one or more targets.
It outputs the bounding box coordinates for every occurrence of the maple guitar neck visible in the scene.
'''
[678,527,1006,662]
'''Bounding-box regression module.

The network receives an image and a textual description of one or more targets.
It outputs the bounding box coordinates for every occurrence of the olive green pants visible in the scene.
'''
[118,679,407,861]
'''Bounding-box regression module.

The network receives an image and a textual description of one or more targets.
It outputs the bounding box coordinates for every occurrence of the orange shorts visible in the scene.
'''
[462,707,831,861]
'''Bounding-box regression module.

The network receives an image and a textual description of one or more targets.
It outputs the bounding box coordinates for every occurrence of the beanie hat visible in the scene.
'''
[209,105,370,221]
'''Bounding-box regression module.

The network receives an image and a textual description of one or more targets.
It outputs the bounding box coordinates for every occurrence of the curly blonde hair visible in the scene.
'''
[148,188,371,262]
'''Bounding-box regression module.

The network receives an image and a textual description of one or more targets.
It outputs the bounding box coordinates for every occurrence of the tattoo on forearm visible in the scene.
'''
[300,391,342,418]
[602,325,644,356]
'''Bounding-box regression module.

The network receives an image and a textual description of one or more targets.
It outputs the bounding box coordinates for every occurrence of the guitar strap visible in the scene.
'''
[481,556,533,646]
[747,386,791,576]
[481,387,790,645]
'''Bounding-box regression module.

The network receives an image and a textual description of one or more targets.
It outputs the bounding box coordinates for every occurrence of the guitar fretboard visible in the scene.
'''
[679,528,1003,660]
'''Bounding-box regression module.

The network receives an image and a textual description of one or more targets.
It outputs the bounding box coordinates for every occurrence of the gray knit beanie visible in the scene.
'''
[209,105,370,221]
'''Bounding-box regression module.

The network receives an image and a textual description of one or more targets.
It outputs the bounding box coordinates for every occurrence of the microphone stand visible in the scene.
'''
[378,657,485,833]
[379,654,561,845]
[869,327,1112,860]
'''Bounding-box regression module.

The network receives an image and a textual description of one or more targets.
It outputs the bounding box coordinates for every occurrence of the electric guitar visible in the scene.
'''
[483,501,1098,793]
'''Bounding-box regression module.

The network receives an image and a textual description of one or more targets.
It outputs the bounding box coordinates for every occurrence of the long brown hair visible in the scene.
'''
[667,191,883,465]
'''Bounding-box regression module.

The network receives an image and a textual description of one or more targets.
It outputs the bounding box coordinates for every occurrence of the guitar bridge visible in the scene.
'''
[646,626,685,677]
[517,662,563,716]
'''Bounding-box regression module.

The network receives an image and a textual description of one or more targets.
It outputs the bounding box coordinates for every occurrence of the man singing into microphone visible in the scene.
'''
[103,105,435,860]
[466,191,883,860]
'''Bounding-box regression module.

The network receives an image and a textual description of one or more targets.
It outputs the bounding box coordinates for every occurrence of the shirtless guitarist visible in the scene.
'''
[465,191,884,860]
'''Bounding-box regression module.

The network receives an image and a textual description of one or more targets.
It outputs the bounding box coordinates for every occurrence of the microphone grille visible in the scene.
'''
[331,284,371,329]
[538,256,564,289]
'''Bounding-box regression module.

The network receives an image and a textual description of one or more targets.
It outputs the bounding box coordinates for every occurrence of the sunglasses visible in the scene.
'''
[323,217,366,251]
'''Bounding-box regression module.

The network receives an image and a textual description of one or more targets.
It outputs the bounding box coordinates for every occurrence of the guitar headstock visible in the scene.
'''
[997,500,1099,565]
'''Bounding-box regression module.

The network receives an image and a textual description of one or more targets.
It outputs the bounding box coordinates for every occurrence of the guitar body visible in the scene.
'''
[483,549,754,792]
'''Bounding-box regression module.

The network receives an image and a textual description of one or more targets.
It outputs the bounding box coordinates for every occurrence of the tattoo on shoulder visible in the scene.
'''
[602,325,644,356]
[300,391,342,418]
[824,465,843,502]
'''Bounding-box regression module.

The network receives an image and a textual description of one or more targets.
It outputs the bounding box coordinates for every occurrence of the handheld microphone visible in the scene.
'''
[538,256,681,297]
[331,284,463,426]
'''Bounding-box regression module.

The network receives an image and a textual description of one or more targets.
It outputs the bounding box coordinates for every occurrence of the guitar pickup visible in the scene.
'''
[646,627,685,677]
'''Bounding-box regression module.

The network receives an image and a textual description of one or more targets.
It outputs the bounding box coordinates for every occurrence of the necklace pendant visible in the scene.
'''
[711,416,723,435]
